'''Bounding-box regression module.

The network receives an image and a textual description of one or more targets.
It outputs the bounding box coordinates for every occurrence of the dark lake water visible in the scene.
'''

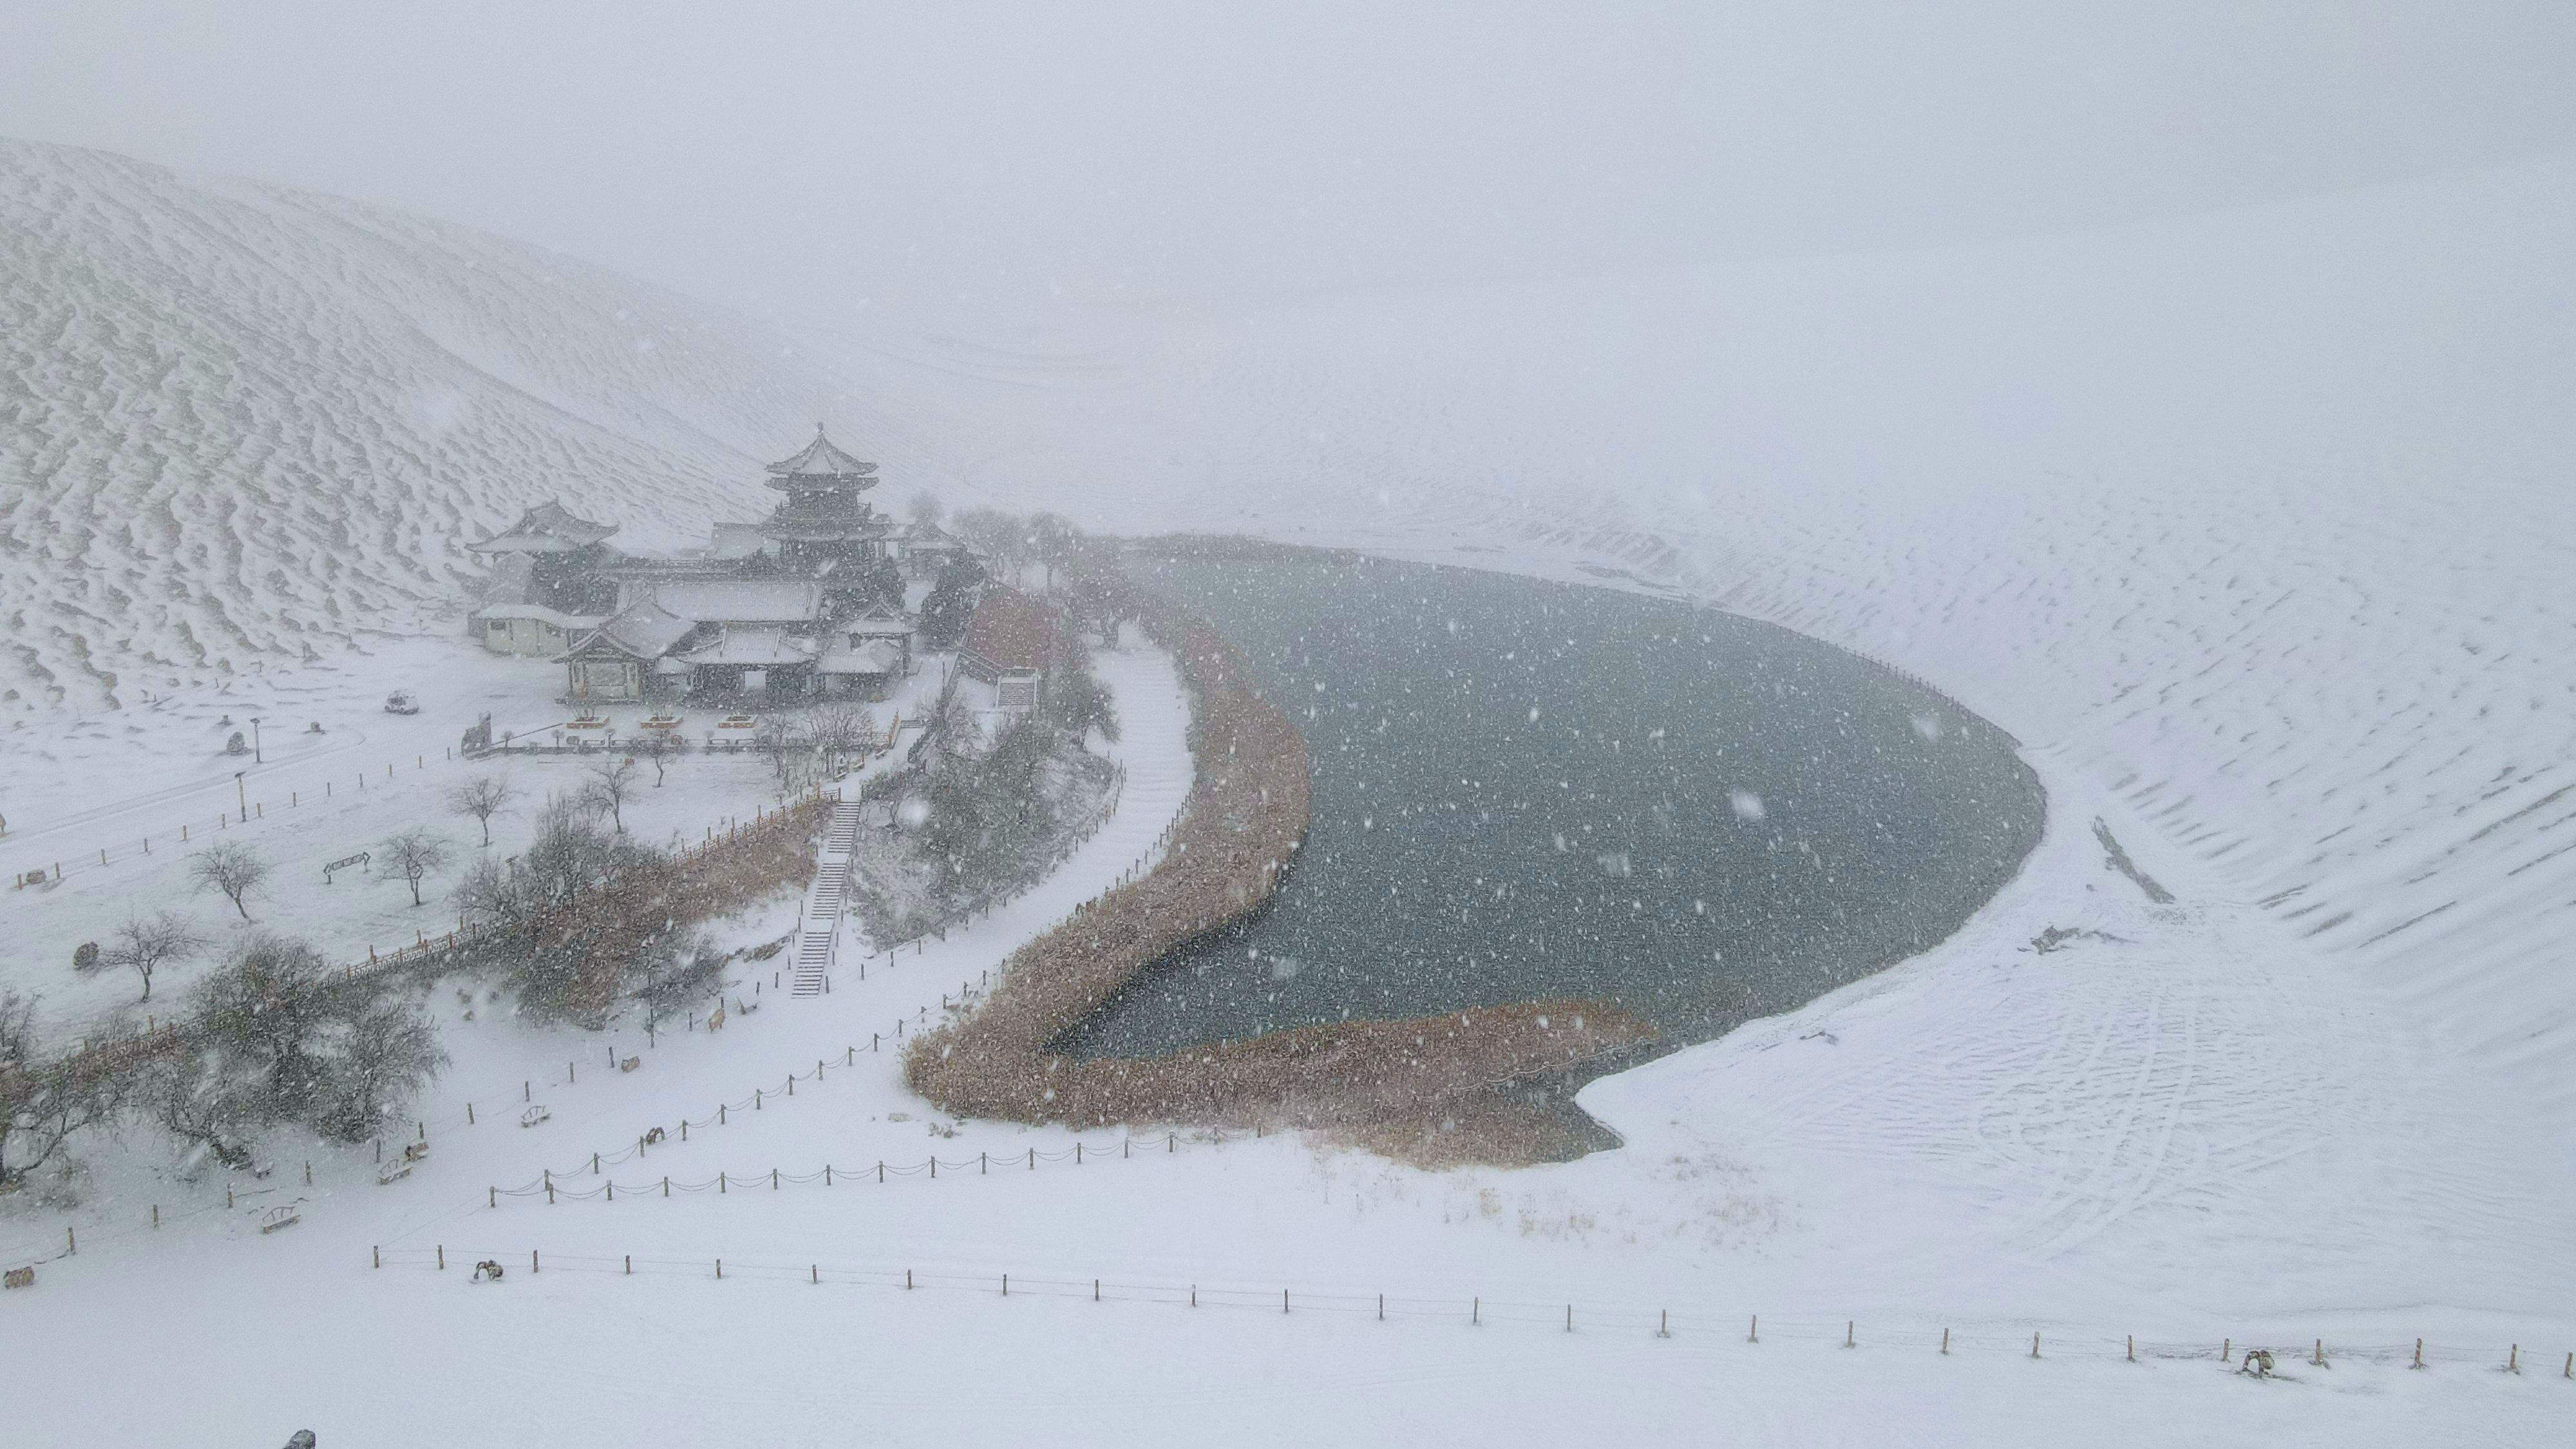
[1056,546,2045,1060]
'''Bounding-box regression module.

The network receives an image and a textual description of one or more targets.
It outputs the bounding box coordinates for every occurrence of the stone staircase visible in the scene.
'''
[791,800,862,998]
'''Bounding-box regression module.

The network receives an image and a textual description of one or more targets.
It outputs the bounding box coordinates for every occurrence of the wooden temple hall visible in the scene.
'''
[466,426,969,703]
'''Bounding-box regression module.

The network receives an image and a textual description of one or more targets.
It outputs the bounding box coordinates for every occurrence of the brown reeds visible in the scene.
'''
[906,580,1655,1165]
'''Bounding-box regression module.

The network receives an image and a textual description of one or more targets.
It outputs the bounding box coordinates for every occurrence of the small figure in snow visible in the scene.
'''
[706,1006,726,1032]
[401,1141,429,1164]
[2240,1348,2275,1378]
[472,1260,505,1283]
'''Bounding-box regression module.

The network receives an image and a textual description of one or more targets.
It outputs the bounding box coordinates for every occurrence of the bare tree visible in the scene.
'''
[314,996,449,1143]
[1028,512,1077,592]
[379,828,453,907]
[149,934,449,1158]
[628,930,727,1031]
[444,774,519,848]
[579,757,641,833]
[806,702,876,779]
[905,489,944,530]
[83,910,209,1003]
[1,990,128,1189]
[752,719,807,793]
[951,507,1025,583]
[635,732,678,787]
[450,854,526,925]
[187,841,270,922]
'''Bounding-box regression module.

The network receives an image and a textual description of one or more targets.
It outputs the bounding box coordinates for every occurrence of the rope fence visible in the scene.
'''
[488,1126,1253,1204]
[361,1244,2575,1380]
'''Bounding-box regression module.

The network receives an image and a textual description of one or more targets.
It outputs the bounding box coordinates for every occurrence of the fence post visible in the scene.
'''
[1941,1328,1949,1355]
[2031,1332,2041,1359]
[1845,1321,1854,1349]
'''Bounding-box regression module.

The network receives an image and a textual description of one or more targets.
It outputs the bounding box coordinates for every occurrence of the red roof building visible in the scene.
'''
[958,589,1059,710]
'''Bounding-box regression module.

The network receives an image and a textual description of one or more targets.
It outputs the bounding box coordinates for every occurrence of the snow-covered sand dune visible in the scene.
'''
[0,137,933,717]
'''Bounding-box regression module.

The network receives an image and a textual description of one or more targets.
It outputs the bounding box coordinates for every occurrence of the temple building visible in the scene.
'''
[466,426,950,703]
[958,589,1060,712]
[465,500,621,613]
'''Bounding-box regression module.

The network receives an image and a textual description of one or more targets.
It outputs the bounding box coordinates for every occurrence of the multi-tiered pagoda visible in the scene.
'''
[758,425,894,572]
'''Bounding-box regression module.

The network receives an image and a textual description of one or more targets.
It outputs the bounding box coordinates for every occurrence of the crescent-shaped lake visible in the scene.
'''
[1056,546,2045,1062]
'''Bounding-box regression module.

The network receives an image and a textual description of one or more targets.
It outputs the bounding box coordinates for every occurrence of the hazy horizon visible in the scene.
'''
[6,1,2571,328]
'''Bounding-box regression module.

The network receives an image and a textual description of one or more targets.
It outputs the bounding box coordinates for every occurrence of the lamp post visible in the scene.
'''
[249,715,263,763]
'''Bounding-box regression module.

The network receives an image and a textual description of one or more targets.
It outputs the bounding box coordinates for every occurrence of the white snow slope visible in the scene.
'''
[5,142,2573,1444]
[0,137,934,719]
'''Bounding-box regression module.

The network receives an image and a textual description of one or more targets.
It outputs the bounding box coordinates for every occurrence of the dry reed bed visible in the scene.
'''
[906,582,1656,1164]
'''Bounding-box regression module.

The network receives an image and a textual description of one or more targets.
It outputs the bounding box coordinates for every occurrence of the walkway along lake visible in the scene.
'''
[1057,545,2045,1071]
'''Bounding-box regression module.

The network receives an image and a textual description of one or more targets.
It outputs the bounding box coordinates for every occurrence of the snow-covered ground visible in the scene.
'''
[1,633,946,1050]
[6,134,2572,1441]
[6,645,2562,1444]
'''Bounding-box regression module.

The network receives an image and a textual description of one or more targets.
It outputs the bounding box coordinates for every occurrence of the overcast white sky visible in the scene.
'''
[3,2,2571,325]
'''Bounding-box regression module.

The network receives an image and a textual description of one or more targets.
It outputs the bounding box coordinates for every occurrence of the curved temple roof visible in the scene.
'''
[765,424,878,482]
[468,499,619,553]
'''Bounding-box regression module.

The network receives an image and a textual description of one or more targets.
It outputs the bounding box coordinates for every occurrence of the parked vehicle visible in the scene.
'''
[384,690,420,715]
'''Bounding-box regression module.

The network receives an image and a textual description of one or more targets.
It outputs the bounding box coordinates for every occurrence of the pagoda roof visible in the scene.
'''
[468,499,618,554]
[562,600,697,661]
[676,625,819,668]
[900,519,969,547]
[819,638,906,676]
[646,579,826,625]
[766,425,878,482]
